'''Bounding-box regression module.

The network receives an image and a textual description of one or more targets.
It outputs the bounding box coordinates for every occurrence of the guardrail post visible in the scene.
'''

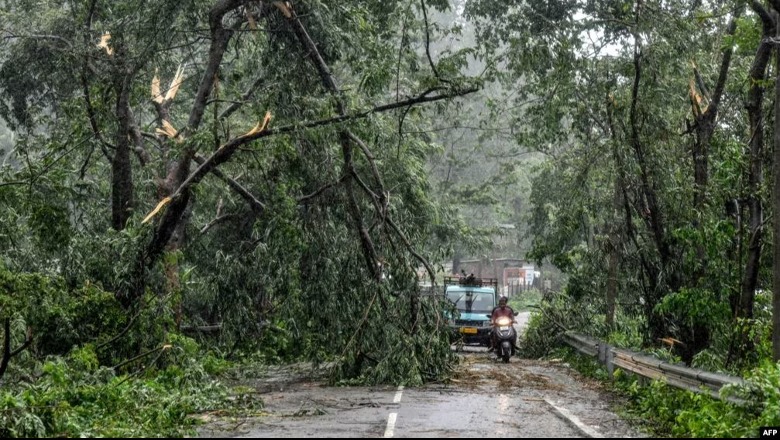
[606,347,614,377]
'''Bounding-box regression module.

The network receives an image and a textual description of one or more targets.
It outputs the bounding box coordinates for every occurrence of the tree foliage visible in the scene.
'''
[0,0,484,409]
[466,0,780,368]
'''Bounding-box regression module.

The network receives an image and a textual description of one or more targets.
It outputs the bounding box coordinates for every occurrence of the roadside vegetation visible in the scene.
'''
[543,342,780,438]
[520,289,780,437]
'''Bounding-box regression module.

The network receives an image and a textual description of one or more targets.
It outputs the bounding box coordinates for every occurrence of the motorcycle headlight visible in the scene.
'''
[496,316,512,326]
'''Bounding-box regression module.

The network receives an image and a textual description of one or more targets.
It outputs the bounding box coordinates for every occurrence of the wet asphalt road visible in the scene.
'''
[199,313,644,438]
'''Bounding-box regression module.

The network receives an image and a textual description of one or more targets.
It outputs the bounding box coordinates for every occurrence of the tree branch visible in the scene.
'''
[0,318,10,380]
[159,87,474,216]
[218,75,266,120]
[0,320,33,380]
[710,5,743,110]
[386,218,436,285]
[420,0,448,83]
[200,213,239,234]
[127,108,151,166]
[194,153,265,212]
[139,0,474,288]
[216,87,478,147]
[187,0,252,132]
[296,174,348,203]
[751,0,775,32]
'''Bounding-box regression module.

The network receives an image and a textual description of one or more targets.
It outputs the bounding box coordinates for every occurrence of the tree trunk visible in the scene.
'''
[725,198,742,316]
[111,72,134,231]
[731,5,776,364]
[773,25,780,362]
[141,0,244,273]
[691,6,738,211]
[606,175,620,329]
[741,37,773,323]
[627,34,675,341]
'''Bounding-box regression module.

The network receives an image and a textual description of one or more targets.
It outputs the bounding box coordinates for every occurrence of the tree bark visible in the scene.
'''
[772,14,780,362]
[606,175,620,329]
[111,61,134,231]
[741,33,773,323]
[691,6,740,211]
[730,3,776,364]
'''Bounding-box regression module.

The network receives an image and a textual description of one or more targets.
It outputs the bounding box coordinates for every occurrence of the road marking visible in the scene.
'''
[383,412,397,438]
[384,386,403,437]
[544,399,603,438]
[393,385,404,403]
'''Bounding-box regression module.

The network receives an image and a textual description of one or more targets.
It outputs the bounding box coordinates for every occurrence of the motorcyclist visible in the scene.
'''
[488,296,516,352]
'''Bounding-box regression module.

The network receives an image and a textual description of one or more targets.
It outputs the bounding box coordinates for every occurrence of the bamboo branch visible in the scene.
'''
[345,131,387,202]
[337,288,380,361]
[96,308,142,350]
[281,3,382,277]
[280,3,449,283]
[81,1,113,165]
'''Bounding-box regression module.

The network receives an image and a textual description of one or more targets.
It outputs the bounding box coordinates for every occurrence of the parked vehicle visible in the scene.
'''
[444,276,499,346]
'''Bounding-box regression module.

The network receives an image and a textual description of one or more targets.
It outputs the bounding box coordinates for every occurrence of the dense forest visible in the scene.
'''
[1,0,779,436]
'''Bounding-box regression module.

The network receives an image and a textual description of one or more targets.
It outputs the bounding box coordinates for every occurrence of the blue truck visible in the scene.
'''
[444,276,499,346]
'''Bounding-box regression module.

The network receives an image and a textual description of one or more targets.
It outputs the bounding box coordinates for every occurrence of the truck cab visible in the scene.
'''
[444,276,499,346]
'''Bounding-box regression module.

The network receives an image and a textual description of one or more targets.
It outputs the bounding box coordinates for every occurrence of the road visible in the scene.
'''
[199,312,644,438]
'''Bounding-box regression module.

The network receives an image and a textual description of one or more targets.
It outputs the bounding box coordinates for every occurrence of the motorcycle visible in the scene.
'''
[488,314,517,363]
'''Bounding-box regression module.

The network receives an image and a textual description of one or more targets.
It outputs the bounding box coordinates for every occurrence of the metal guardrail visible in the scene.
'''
[562,332,747,405]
